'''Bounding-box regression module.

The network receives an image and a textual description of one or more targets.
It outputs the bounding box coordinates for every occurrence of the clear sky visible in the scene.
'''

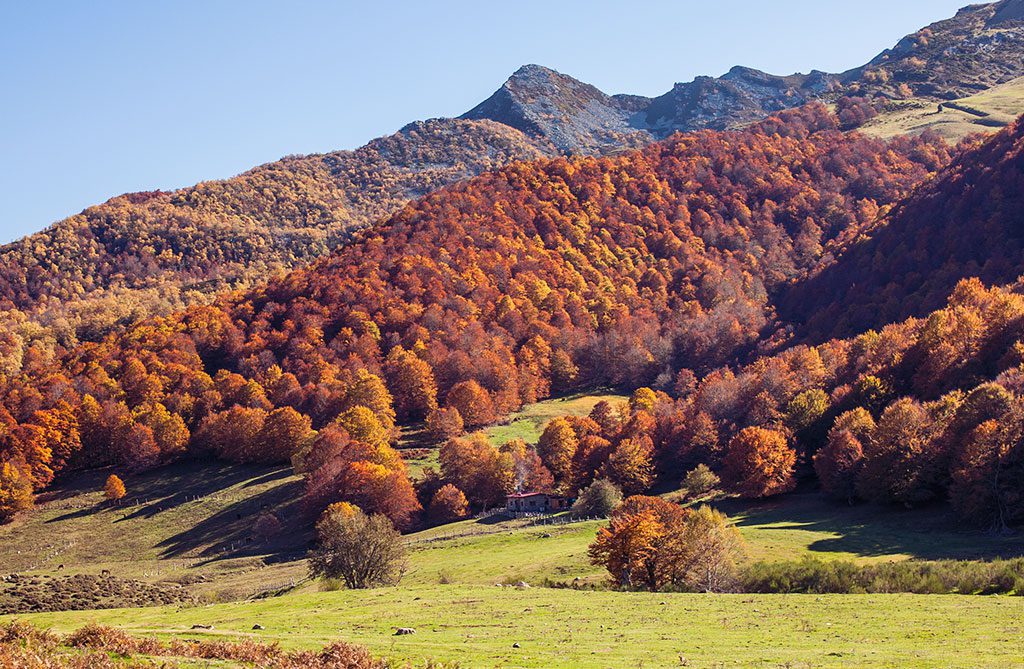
[0,0,970,243]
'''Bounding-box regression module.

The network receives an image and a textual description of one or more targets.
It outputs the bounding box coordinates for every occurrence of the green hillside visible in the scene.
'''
[861,76,1024,141]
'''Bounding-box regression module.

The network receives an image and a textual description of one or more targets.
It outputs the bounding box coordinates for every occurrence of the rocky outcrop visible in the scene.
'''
[463,2,1024,149]
[460,64,650,154]
[847,0,1024,99]
[643,67,839,136]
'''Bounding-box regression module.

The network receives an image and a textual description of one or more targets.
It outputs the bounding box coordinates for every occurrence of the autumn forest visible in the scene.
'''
[1,93,1021,544]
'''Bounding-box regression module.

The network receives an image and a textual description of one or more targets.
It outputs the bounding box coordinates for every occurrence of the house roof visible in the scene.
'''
[506,492,566,499]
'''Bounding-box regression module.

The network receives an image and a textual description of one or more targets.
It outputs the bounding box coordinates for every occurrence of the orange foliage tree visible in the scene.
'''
[722,427,796,498]
[103,474,126,501]
[427,484,469,525]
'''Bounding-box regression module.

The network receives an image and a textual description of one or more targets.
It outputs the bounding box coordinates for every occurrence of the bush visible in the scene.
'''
[571,479,622,518]
[589,498,744,592]
[740,556,1024,595]
[0,620,393,669]
[103,474,126,502]
[253,512,283,542]
[681,464,720,500]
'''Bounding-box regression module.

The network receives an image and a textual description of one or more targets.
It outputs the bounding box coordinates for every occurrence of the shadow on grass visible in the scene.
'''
[114,461,281,522]
[715,493,1024,561]
[155,474,309,561]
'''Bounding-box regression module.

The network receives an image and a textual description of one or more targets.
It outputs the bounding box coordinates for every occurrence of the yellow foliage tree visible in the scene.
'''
[104,474,126,501]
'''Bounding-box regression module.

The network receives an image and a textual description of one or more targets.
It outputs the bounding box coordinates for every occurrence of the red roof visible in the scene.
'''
[507,492,565,499]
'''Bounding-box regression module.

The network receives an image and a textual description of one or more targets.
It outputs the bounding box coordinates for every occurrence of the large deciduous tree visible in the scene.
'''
[722,427,796,498]
[309,503,406,589]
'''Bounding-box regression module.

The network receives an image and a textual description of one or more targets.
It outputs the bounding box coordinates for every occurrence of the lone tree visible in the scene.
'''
[427,484,469,525]
[309,502,406,589]
[103,474,126,502]
[253,512,283,542]
[0,461,34,523]
[681,464,720,501]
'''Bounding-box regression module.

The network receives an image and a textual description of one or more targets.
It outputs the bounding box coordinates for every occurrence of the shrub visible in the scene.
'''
[740,557,1024,595]
[589,497,744,592]
[0,620,393,668]
[253,512,283,542]
[103,474,126,502]
[571,479,622,518]
[680,464,720,500]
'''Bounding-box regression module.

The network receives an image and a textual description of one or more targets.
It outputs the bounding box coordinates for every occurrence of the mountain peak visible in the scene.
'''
[506,63,562,81]
[460,65,649,154]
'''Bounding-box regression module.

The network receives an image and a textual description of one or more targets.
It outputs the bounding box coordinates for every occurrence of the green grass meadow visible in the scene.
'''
[480,393,628,446]
[10,586,1024,668]
[862,75,1024,141]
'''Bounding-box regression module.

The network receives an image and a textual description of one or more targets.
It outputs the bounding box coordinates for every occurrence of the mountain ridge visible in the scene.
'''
[2,0,1023,354]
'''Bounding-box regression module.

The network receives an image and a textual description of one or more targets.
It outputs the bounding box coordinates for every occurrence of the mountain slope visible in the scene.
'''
[845,0,1024,100]
[643,67,839,135]
[460,64,650,154]
[780,115,1024,339]
[0,119,546,346]
[0,106,954,521]
[6,0,1024,355]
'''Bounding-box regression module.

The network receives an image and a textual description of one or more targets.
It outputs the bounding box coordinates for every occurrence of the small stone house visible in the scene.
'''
[505,492,570,515]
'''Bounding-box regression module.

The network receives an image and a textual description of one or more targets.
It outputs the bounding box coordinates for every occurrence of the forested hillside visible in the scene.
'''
[0,105,955,525]
[782,118,1024,338]
[0,120,545,351]
[3,0,1023,365]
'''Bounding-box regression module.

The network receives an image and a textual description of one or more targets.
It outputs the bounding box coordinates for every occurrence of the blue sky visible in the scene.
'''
[0,0,969,243]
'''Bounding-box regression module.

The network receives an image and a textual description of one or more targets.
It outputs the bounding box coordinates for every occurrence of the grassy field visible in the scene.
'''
[8,586,1024,668]
[4,461,1023,598]
[481,393,627,446]
[861,76,1024,142]
[0,460,310,602]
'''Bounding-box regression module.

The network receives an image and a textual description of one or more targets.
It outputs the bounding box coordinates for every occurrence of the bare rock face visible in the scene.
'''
[989,0,1024,27]
[461,64,650,154]
[463,2,1024,150]
[643,67,839,136]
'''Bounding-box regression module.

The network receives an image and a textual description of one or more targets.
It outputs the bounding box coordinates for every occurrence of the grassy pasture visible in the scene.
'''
[480,393,627,446]
[0,460,310,602]
[861,76,1024,141]
[8,586,1024,668]
[4,392,1024,666]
